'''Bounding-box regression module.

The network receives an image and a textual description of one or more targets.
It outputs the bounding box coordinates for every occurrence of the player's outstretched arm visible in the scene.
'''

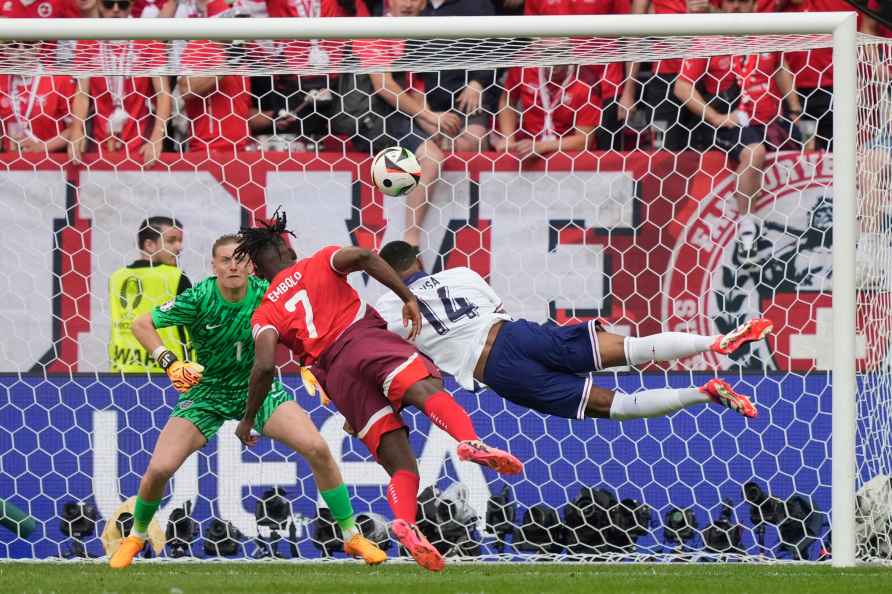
[236,328,277,447]
[132,313,165,355]
[332,247,421,340]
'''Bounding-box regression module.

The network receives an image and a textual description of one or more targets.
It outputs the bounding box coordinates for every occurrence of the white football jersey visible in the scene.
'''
[375,267,511,390]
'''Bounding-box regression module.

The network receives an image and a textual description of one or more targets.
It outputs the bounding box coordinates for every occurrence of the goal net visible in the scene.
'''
[0,12,878,563]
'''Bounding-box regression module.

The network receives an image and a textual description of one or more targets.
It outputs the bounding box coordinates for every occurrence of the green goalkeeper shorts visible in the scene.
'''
[169,380,292,441]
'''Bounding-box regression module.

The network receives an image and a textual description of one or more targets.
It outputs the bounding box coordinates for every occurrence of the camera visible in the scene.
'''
[60,501,98,559]
[254,488,291,559]
[166,501,198,558]
[703,500,743,556]
[485,485,516,553]
[663,508,698,549]
[203,518,245,557]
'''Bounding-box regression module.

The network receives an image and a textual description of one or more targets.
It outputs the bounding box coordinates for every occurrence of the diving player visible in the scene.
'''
[375,241,771,422]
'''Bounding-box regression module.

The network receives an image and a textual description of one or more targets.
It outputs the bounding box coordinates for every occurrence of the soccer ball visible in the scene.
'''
[371,147,421,197]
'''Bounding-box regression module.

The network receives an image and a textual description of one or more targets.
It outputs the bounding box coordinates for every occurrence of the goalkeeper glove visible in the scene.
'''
[301,366,330,406]
[167,361,205,394]
[153,347,204,393]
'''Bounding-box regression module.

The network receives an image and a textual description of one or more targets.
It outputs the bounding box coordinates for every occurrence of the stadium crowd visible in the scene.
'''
[0,0,889,245]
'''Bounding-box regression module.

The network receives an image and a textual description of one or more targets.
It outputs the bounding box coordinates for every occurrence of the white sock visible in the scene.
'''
[623,333,715,366]
[342,524,359,541]
[609,388,710,421]
[130,528,147,540]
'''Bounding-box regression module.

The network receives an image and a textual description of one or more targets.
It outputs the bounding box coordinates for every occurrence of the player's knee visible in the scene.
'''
[299,437,334,466]
[584,388,614,419]
[402,377,444,408]
[144,460,177,485]
[597,332,627,368]
[377,430,417,476]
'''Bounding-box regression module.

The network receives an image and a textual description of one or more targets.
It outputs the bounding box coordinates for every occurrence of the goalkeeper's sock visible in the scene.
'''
[320,483,358,540]
[624,333,714,366]
[131,496,161,540]
[609,388,709,421]
[387,470,420,524]
[421,391,478,442]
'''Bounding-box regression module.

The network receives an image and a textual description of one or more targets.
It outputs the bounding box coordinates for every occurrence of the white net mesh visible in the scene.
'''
[0,22,882,563]
[855,35,892,563]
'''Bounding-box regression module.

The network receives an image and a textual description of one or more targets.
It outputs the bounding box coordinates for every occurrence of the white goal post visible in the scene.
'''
[0,12,862,565]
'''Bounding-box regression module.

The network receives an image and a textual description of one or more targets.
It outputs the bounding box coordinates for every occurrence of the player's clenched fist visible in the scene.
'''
[152,347,204,393]
[166,361,205,393]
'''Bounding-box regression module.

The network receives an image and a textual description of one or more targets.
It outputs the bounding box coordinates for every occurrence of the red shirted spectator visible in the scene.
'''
[178,41,254,152]
[675,0,803,266]
[132,0,228,17]
[0,0,77,17]
[494,65,600,158]
[759,0,876,149]
[352,0,446,247]
[68,0,171,164]
[260,0,370,71]
[76,0,98,16]
[633,0,720,151]
[68,40,171,164]
[0,68,76,153]
[526,0,635,150]
[1,0,79,65]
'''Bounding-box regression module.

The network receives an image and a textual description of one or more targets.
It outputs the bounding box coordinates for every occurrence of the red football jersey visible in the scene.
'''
[0,0,77,18]
[74,40,167,153]
[681,52,781,125]
[180,41,252,152]
[353,38,424,92]
[766,0,868,89]
[680,52,782,125]
[132,0,229,17]
[680,55,737,95]
[651,0,722,74]
[525,0,631,100]
[265,0,370,70]
[503,66,601,139]
[0,74,75,150]
[252,245,367,365]
[734,52,783,125]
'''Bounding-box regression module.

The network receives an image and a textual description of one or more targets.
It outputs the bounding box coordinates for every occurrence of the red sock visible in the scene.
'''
[387,470,420,523]
[421,391,478,442]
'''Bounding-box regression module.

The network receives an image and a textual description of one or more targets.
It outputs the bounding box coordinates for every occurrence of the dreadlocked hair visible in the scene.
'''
[235,208,296,265]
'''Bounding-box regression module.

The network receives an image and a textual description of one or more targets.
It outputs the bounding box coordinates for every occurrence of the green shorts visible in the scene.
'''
[169,380,292,441]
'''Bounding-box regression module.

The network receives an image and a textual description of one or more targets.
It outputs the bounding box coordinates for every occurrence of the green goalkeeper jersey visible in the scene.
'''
[151,276,269,394]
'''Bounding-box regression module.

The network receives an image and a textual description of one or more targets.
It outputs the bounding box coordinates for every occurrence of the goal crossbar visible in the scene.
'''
[0,13,858,41]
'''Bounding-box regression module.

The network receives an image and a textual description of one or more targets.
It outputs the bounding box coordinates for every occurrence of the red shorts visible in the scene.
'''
[312,309,440,457]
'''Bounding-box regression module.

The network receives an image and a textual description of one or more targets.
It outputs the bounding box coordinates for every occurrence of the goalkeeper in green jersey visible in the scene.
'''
[109,234,386,569]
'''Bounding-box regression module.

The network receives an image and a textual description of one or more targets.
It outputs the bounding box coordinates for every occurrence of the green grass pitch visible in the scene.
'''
[2,562,892,594]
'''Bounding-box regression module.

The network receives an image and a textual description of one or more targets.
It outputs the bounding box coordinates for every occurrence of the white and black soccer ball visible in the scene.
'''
[371,147,421,197]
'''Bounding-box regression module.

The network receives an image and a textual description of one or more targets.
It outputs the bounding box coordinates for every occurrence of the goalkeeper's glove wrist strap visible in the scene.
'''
[151,346,177,370]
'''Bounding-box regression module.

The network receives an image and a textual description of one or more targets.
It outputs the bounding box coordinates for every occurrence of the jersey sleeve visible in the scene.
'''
[151,286,200,329]
[251,303,279,340]
[313,245,350,277]
[374,295,409,337]
[680,57,708,84]
[464,268,504,312]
